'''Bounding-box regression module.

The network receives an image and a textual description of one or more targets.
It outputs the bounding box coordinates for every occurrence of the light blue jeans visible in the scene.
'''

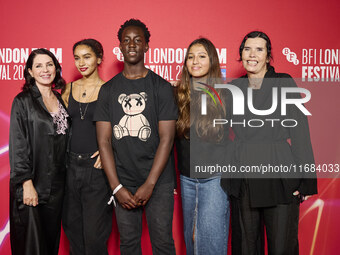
[180,175,230,255]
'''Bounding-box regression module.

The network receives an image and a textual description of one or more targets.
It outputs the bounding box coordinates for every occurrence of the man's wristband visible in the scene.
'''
[108,184,123,207]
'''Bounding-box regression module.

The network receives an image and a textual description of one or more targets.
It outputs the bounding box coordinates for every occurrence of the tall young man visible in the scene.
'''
[94,19,177,255]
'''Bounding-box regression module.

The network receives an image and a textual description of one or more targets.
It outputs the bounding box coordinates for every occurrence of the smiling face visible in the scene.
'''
[186,44,210,79]
[119,26,149,65]
[28,54,56,87]
[73,44,101,77]
[241,37,269,78]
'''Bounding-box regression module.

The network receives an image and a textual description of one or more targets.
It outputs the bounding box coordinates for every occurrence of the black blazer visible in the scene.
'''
[224,67,317,207]
[9,84,70,204]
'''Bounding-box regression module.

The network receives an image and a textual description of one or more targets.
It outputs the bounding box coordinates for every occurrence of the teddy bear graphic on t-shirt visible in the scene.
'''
[113,92,151,142]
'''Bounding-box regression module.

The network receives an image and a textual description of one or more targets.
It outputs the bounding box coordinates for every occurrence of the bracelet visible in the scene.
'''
[108,184,123,207]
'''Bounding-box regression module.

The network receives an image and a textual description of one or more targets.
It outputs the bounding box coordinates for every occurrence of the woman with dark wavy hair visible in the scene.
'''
[9,48,70,255]
[61,39,112,255]
[225,31,317,255]
[176,38,231,254]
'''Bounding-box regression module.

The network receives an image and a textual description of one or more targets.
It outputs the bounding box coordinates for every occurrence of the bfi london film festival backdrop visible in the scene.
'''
[0,0,339,254]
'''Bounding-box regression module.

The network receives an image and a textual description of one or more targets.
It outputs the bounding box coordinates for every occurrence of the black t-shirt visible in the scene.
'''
[94,70,178,187]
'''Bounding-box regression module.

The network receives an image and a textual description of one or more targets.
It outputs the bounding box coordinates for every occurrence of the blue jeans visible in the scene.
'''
[180,175,230,255]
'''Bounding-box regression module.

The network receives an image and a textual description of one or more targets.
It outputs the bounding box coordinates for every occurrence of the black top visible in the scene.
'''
[176,130,233,179]
[227,66,317,207]
[175,137,190,177]
[68,83,98,153]
[176,88,233,179]
[94,70,178,187]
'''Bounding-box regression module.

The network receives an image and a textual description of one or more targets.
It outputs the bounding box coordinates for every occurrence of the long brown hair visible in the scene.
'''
[176,38,226,142]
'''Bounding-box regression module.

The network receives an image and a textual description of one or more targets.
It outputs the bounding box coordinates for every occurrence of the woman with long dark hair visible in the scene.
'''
[176,38,231,254]
[225,31,317,255]
[9,48,70,255]
[61,39,112,255]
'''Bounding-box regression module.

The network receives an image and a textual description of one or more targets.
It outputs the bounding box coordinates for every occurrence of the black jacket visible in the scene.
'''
[9,84,70,204]
[223,67,317,207]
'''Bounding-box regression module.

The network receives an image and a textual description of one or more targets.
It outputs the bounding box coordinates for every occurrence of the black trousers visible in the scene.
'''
[115,182,176,255]
[10,171,65,255]
[62,152,113,255]
[230,196,265,255]
[239,181,300,255]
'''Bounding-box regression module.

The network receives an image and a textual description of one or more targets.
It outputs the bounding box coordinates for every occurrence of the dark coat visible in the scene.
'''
[9,84,70,204]
[224,67,317,207]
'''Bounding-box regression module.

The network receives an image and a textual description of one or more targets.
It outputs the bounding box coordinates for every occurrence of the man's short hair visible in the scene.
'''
[117,19,151,43]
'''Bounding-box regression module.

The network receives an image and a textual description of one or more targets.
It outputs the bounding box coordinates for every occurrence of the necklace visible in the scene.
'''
[79,81,100,120]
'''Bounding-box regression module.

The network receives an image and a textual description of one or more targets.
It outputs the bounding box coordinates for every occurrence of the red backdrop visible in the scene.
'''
[0,0,339,254]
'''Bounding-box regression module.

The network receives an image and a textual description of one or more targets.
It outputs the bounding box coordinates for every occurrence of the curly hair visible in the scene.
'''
[22,48,65,91]
[73,38,104,63]
[176,38,226,142]
[117,19,151,43]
